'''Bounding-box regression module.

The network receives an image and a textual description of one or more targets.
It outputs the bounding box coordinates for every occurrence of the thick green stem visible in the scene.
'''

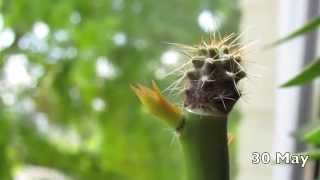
[180,111,229,180]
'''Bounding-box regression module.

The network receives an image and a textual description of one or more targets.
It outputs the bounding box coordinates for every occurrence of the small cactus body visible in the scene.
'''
[184,41,246,114]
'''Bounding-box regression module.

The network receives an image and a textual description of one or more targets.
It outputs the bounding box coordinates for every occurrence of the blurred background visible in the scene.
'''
[0,0,319,180]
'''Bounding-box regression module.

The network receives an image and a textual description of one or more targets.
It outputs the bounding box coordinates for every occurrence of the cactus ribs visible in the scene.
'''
[184,39,246,114]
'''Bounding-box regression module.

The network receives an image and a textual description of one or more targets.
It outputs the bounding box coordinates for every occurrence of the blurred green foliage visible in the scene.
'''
[272,16,320,87]
[0,0,240,179]
[273,14,320,169]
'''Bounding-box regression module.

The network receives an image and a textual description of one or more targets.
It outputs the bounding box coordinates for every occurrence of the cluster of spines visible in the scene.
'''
[183,37,246,114]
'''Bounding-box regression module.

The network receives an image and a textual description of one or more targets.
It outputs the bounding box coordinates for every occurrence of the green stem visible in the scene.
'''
[180,111,229,180]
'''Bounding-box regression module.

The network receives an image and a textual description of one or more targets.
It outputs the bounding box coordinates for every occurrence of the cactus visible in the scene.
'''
[132,34,246,180]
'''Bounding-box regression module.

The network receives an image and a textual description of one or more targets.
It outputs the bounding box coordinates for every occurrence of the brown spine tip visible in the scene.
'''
[222,46,230,54]
[234,56,242,63]
[186,70,200,80]
[208,47,219,58]
[192,58,205,69]
[198,47,208,56]
[235,70,246,81]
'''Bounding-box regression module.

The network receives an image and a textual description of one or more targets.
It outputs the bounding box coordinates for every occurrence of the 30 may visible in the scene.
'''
[251,152,309,168]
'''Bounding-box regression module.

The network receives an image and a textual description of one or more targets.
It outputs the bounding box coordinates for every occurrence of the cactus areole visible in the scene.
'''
[132,35,246,180]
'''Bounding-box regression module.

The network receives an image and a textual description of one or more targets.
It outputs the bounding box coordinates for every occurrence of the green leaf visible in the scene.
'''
[272,16,320,46]
[303,150,320,160]
[303,126,320,145]
[281,59,320,87]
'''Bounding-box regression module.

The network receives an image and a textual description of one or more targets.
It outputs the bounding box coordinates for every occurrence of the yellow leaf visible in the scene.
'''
[131,81,183,128]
